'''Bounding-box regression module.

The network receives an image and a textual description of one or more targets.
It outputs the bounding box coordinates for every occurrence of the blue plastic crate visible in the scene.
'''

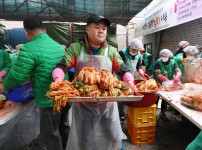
[3,83,34,103]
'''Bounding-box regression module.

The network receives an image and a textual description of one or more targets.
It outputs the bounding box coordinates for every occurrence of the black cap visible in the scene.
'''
[87,14,111,26]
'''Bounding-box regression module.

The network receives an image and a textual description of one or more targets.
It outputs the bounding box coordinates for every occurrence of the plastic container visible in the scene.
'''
[127,117,156,145]
[3,83,34,103]
[122,80,161,107]
[127,104,156,127]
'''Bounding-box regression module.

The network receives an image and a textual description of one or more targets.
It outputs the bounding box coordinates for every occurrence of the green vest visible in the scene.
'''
[153,59,175,84]
[121,47,140,62]
[173,53,184,73]
[142,52,155,71]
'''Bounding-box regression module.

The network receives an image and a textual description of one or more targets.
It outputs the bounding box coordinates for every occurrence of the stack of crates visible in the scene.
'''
[127,104,157,145]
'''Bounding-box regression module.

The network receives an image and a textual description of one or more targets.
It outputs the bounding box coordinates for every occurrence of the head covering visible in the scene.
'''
[183,46,199,54]
[87,14,111,26]
[178,41,189,48]
[129,38,144,51]
[160,49,173,58]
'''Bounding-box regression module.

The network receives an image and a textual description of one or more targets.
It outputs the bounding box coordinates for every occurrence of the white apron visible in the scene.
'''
[125,55,145,80]
[66,46,126,150]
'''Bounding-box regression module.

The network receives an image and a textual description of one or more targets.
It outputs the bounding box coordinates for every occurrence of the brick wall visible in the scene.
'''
[160,17,202,53]
[143,17,202,59]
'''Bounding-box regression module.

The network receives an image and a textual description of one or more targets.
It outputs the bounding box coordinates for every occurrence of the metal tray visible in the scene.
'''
[67,94,144,102]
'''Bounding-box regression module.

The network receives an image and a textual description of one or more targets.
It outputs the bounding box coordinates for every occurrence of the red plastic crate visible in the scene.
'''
[127,104,156,127]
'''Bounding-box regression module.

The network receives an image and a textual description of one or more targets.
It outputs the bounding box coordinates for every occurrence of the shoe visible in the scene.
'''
[174,114,183,122]
[159,113,169,121]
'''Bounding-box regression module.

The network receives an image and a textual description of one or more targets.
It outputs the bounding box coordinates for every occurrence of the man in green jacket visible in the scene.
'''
[2,18,67,150]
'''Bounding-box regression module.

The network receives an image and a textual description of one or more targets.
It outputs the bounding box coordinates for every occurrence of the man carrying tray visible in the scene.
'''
[52,14,139,150]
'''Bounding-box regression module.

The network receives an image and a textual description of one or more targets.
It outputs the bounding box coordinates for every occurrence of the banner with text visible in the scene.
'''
[134,0,202,37]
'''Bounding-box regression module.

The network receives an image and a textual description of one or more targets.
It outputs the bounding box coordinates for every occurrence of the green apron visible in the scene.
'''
[142,52,155,71]
[153,59,175,84]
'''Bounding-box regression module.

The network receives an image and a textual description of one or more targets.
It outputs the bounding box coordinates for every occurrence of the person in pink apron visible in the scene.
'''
[52,14,137,150]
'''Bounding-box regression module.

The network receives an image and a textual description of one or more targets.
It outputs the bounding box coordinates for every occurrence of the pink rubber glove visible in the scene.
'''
[122,72,138,93]
[52,68,65,82]
[138,69,150,80]
[157,74,168,82]
[0,70,7,78]
[173,71,182,84]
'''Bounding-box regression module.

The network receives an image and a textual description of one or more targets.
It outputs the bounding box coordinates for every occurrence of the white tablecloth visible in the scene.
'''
[158,90,202,130]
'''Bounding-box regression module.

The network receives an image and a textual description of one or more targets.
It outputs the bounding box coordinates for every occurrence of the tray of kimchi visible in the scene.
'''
[46,67,144,113]
[67,93,144,102]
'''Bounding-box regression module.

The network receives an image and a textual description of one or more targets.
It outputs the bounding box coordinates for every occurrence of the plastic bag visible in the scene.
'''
[162,80,183,91]
[3,83,34,103]
[185,58,202,84]
[0,101,40,150]
[181,83,202,111]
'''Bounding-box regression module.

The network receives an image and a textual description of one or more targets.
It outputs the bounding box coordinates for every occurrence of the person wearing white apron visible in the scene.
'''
[68,46,125,150]
[52,14,138,150]
[118,39,150,123]
[119,38,150,80]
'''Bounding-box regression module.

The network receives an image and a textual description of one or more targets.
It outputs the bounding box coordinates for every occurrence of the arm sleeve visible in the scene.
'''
[3,47,35,91]
[2,51,11,73]
[118,51,126,62]
[55,43,78,73]
[111,48,131,75]
[136,57,142,70]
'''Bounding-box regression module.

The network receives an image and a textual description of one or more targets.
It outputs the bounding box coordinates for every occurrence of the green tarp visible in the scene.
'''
[44,22,70,46]
[44,22,117,48]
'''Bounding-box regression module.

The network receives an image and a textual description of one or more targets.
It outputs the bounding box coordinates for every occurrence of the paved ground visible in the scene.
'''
[122,108,200,150]
[20,107,200,150]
